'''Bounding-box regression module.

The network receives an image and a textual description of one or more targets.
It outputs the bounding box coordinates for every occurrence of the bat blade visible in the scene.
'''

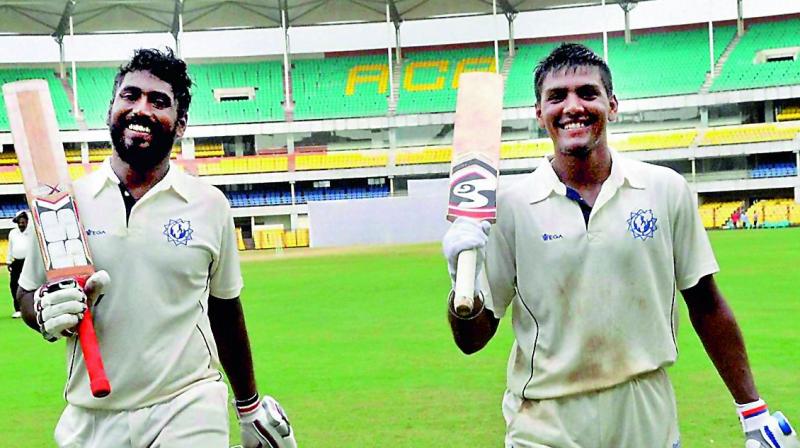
[3,79,110,398]
[447,72,504,317]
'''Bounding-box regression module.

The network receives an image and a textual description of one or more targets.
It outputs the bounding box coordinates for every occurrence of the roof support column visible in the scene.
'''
[69,15,80,120]
[737,0,744,36]
[497,0,517,56]
[386,2,394,105]
[493,0,499,73]
[171,0,184,57]
[57,37,66,79]
[602,0,608,62]
[707,2,715,75]
[619,2,636,44]
[281,1,294,118]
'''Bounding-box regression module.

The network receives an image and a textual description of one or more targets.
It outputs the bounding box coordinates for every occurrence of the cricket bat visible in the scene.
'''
[447,72,504,317]
[3,79,110,398]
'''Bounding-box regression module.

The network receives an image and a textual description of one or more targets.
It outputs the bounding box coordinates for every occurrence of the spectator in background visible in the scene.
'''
[6,210,31,318]
[753,210,759,228]
[731,208,741,229]
[741,210,750,229]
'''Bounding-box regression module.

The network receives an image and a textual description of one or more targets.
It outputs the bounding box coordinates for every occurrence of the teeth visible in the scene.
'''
[128,124,150,133]
[564,122,585,130]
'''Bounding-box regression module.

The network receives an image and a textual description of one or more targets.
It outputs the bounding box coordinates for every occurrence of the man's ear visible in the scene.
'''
[535,103,544,128]
[608,94,619,122]
[175,115,187,139]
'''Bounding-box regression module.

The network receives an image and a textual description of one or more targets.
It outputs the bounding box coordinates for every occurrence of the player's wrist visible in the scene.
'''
[736,398,770,432]
[235,392,262,419]
[448,290,485,320]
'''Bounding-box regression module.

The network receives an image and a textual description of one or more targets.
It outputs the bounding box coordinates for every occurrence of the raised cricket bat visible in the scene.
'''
[447,72,504,317]
[3,79,110,398]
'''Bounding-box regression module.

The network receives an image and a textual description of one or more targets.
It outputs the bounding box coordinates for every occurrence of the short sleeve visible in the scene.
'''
[671,176,719,291]
[18,237,46,291]
[482,220,517,319]
[208,206,244,299]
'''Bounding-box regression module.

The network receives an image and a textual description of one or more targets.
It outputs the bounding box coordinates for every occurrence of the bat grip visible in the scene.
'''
[453,249,477,317]
[74,276,111,398]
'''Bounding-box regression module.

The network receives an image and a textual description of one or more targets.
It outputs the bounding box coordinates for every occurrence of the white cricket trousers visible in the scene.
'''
[54,381,229,448]
[503,368,681,448]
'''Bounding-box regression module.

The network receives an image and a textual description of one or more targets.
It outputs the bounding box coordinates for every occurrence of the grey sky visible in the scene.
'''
[0,0,797,64]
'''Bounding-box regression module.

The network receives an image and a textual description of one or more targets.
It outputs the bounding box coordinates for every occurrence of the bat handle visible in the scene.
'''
[74,276,111,398]
[453,249,477,317]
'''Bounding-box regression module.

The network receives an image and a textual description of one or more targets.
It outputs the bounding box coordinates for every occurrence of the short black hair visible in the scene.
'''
[111,48,192,121]
[534,43,613,104]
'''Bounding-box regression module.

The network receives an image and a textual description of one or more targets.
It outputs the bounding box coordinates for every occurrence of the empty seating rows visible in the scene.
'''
[700,122,800,146]
[253,228,309,249]
[609,26,735,99]
[226,190,292,207]
[777,105,800,122]
[0,200,26,218]
[295,186,389,203]
[295,151,388,170]
[751,162,797,178]
[197,156,288,176]
[292,55,390,120]
[711,19,800,92]
[397,47,499,114]
[747,198,800,227]
[0,68,78,131]
[611,129,698,151]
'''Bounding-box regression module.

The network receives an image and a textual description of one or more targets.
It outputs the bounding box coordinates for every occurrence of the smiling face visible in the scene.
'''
[536,65,618,159]
[107,70,186,172]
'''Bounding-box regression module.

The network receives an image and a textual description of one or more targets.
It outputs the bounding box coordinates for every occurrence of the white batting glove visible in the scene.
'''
[442,217,491,296]
[737,399,800,448]
[236,394,296,448]
[34,271,110,342]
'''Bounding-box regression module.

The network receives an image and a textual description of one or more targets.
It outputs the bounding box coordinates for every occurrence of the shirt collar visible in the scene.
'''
[527,148,645,204]
[89,157,191,203]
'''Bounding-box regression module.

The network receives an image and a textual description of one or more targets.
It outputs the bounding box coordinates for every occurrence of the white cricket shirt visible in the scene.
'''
[7,225,32,263]
[483,149,719,400]
[20,159,243,410]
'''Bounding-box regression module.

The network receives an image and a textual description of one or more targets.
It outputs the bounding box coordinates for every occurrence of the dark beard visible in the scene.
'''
[110,117,176,172]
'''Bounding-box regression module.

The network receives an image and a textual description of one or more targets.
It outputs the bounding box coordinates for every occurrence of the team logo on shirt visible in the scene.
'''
[163,218,193,246]
[627,209,658,240]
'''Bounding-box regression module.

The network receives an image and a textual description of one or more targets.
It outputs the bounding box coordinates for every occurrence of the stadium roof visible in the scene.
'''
[0,0,650,36]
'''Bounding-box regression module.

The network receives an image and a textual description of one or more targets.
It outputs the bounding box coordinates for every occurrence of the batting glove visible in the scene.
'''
[236,394,296,448]
[442,217,491,297]
[34,271,110,342]
[737,399,800,448]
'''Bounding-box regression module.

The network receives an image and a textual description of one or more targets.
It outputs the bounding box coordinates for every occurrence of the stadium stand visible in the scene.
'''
[710,18,800,92]
[225,188,292,208]
[397,46,499,114]
[77,67,117,129]
[396,146,452,165]
[196,155,289,175]
[253,228,310,249]
[699,121,800,146]
[610,129,698,151]
[0,197,26,219]
[292,55,389,120]
[748,198,798,228]
[294,150,388,170]
[699,200,743,229]
[0,68,78,130]
[609,26,736,99]
[777,105,800,121]
[295,185,389,204]
[750,162,797,178]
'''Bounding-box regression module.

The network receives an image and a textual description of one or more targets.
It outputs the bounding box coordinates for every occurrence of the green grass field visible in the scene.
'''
[0,227,798,447]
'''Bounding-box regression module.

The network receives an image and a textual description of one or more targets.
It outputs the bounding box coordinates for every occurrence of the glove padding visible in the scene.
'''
[237,395,296,448]
[442,217,491,297]
[34,271,110,342]
[737,399,800,448]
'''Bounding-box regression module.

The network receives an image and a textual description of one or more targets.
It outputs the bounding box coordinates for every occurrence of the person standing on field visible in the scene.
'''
[17,48,296,448]
[7,210,30,318]
[442,43,798,448]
